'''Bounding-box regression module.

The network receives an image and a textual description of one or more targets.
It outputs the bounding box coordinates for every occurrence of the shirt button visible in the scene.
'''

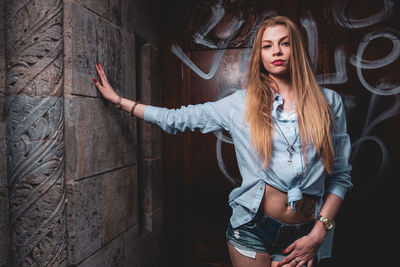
[253,208,256,211]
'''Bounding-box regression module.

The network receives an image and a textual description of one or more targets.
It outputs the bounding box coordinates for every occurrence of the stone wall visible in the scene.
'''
[63,0,164,266]
[5,0,66,265]
[1,0,164,266]
[0,0,10,265]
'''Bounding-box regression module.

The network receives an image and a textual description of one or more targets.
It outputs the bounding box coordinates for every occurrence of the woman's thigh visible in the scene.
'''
[227,243,271,267]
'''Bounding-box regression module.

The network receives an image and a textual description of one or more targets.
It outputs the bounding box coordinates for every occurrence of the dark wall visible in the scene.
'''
[160,0,400,266]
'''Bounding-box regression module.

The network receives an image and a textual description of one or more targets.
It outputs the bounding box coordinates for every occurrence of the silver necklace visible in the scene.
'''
[273,119,298,165]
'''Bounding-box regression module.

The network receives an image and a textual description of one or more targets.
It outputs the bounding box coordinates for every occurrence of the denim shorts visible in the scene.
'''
[226,211,314,262]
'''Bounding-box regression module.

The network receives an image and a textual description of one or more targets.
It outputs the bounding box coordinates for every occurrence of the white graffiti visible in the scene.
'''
[351,136,389,187]
[192,0,225,49]
[350,29,400,95]
[170,1,244,80]
[349,94,400,189]
[329,0,394,29]
[171,44,225,80]
[214,88,240,185]
[216,132,240,186]
[357,94,400,142]
[300,12,318,72]
[349,30,400,70]
[316,47,348,85]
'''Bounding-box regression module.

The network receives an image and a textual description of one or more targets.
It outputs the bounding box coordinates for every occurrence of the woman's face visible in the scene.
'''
[260,25,291,78]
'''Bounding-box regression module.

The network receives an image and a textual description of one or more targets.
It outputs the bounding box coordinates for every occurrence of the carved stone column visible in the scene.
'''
[5,0,66,266]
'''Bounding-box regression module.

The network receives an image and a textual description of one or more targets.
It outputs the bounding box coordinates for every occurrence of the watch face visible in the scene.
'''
[326,221,333,230]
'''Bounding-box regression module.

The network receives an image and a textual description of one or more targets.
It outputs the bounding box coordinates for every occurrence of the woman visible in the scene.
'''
[93,16,352,267]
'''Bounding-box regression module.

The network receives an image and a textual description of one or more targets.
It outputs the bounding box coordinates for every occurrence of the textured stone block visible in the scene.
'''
[120,0,135,34]
[66,165,138,265]
[79,224,140,267]
[64,1,136,99]
[0,0,5,188]
[78,232,125,267]
[0,187,10,267]
[0,95,6,187]
[0,37,4,96]
[120,30,137,101]
[64,95,136,180]
[101,165,138,244]
[66,177,102,265]
[64,0,97,97]
[76,0,121,27]
[77,178,163,267]
[97,17,136,101]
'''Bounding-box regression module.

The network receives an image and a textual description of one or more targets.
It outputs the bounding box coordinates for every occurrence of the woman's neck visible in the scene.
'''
[271,74,295,111]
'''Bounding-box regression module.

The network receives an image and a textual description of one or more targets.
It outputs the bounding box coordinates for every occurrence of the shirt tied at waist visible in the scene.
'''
[287,187,302,213]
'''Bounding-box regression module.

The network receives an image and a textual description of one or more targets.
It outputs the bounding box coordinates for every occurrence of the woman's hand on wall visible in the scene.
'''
[93,62,147,119]
[93,63,119,104]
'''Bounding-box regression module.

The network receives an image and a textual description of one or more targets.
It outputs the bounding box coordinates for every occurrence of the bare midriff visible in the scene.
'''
[260,184,317,224]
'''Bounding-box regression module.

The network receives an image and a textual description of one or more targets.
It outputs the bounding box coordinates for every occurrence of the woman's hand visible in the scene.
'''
[277,224,326,267]
[93,63,119,103]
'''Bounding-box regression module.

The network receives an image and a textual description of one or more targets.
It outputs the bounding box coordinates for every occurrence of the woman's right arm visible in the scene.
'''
[93,62,236,134]
[94,62,146,119]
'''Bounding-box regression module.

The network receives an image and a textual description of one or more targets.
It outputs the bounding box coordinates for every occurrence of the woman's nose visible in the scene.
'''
[272,45,282,56]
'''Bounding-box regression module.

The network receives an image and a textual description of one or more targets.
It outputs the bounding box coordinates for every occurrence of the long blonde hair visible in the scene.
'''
[245,16,335,174]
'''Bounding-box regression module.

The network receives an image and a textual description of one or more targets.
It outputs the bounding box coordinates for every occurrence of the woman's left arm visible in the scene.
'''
[278,91,353,267]
[278,193,342,267]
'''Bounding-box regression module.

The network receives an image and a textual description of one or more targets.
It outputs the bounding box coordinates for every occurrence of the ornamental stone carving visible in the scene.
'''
[5,0,66,265]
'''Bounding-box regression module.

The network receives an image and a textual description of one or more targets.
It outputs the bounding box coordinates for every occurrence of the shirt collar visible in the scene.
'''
[272,93,283,113]
[272,93,283,119]
[272,93,297,120]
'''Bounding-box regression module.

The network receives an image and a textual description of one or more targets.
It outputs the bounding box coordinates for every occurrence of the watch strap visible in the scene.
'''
[317,215,334,231]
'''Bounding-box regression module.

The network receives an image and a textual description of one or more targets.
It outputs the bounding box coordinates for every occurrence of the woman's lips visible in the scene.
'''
[272,60,285,66]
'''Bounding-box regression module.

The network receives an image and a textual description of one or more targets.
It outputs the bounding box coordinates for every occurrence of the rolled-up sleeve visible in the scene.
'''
[143,91,238,134]
[325,92,353,199]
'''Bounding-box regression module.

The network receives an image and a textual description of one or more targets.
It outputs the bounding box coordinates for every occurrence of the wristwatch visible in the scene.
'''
[317,215,334,231]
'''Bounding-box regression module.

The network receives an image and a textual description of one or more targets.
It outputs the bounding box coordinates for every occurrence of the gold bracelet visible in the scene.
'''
[115,96,122,109]
[130,101,140,117]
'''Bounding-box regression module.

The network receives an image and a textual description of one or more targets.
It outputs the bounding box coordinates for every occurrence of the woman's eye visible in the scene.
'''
[281,41,290,46]
[263,44,271,49]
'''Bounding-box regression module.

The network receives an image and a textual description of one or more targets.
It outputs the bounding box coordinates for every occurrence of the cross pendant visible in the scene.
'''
[287,146,294,165]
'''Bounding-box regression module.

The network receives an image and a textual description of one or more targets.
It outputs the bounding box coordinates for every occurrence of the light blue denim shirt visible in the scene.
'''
[143,88,352,260]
